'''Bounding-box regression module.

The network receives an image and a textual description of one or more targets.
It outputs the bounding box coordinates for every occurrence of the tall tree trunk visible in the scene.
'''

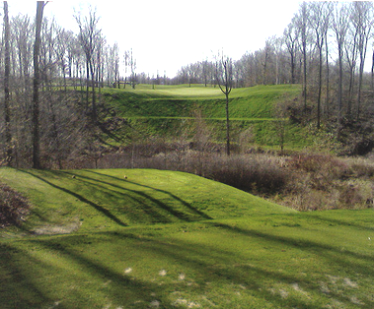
[317,45,323,129]
[371,51,374,92]
[32,1,45,169]
[357,64,364,120]
[225,92,230,156]
[216,57,232,156]
[86,61,90,109]
[89,61,97,122]
[324,27,330,116]
[302,41,307,112]
[337,46,344,123]
[4,2,12,165]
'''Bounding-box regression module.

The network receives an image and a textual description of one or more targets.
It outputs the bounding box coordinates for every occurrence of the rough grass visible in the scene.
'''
[1,168,374,308]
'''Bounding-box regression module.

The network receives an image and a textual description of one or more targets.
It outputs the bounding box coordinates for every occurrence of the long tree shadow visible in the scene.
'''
[308,214,374,232]
[0,243,68,309]
[209,222,374,277]
[3,227,369,308]
[19,170,127,227]
[65,173,175,223]
[105,231,338,309]
[83,169,212,220]
[27,238,187,308]
[62,170,211,222]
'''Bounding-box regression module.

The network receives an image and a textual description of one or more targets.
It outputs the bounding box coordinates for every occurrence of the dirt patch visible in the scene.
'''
[0,183,29,228]
[32,218,82,235]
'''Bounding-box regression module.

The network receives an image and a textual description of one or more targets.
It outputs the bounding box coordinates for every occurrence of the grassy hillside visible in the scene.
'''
[0,168,290,234]
[104,84,298,119]
[100,84,315,149]
[1,168,374,308]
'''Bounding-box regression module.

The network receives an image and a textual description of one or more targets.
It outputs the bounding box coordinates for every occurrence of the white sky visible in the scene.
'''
[7,0,301,77]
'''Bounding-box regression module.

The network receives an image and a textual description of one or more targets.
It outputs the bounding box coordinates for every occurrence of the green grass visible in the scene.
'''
[101,84,317,150]
[103,84,299,119]
[1,168,374,308]
[0,168,290,234]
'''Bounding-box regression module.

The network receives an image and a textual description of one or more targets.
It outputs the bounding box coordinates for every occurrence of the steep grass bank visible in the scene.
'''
[100,85,315,150]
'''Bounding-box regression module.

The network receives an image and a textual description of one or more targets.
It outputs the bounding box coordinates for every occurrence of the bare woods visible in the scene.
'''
[0,3,123,169]
[2,2,374,169]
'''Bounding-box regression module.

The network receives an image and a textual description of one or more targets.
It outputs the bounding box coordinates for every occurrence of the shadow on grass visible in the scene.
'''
[63,172,175,223]
[83,169,212,220]
[0,243,68,309]
[105,231,337,309]
[209,222,374,277]
[2,226,372,308]
[62,170,211,222]
[24,238,185,308]
[19,170,128,227]
[309,214,374,232]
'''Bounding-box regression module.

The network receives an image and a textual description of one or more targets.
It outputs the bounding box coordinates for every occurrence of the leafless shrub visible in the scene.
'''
[0,183,29,228]
[103,147,291,194]
[349,157,374,178]
[288,153,350,181]
[203,154,290,193]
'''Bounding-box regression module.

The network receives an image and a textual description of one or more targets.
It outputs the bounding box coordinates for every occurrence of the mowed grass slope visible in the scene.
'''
[102,84,314,148]
[1,168,374,308]
[104,84,299,119]
[0,168,291,234]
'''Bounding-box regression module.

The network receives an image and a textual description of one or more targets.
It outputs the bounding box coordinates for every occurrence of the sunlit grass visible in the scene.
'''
[0,168,373,308]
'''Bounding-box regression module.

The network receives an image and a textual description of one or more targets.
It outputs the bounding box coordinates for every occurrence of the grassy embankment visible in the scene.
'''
[100,84,325,151]
[1,167,374,308]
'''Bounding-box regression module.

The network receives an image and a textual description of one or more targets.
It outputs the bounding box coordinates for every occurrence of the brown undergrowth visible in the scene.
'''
[99,144,374,211]
[0,182,29,228]
[273,153,374,211]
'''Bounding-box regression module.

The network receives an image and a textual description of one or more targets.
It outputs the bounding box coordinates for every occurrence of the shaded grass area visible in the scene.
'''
[1,168,373,308]
[1,211,374,308]
[0,168,290,234]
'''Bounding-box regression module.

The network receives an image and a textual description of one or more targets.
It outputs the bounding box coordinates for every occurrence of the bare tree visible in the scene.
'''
[201,59,211,87]
[297,2,310,112]
[130,48,136,89]
[215,53,233,156]
[3,2,13,165]
[351,2,373,120]
[284,18,300,84]
[310,2,330,129]
[332,3,349,123]
[56,27,69,93]
[123,50,130,88]
[109,43,120,88]
[32,1,46,169]
[345,8,359,117]
[324,3,333,116]
[75,7,101,122]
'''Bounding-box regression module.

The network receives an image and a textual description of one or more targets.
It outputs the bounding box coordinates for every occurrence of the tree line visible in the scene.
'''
[174,2,374,126]
[2,2,374,169]
[0,2,143,169]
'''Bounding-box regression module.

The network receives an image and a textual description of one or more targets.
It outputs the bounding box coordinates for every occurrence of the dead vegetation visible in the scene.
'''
[97,141,374,211]
[0,182,29,228]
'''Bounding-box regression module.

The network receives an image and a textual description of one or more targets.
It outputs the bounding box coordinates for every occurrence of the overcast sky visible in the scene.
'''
[7,0,301,77]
